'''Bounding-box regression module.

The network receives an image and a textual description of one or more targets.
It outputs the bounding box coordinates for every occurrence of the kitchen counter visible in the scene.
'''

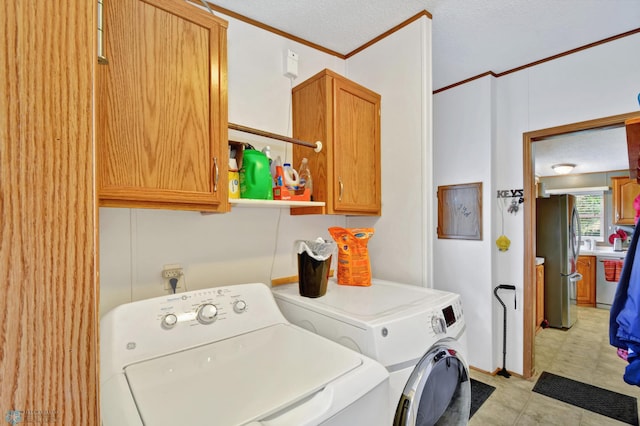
[580,247,627,258]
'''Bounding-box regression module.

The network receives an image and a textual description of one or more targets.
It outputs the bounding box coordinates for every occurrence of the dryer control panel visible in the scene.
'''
[428,295,464,336]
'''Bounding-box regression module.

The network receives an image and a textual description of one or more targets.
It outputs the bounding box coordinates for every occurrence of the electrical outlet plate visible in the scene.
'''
[162,264,184,292]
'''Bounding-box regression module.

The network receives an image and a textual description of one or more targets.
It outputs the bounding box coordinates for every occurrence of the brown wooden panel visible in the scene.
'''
[626,117,640,181]
[535,264,544,332]
[0,1,98,424]
[612,176,640,225]
[333,78,381,214]
[576,256,596,307]
[98,0,228,211]
[292,69,380,216]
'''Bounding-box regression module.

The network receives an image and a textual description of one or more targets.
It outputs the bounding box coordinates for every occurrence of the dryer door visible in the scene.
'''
[393,340,470,426]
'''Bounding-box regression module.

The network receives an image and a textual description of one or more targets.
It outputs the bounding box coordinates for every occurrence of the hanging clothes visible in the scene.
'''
[610,225,640,385]
[610,193,640,386]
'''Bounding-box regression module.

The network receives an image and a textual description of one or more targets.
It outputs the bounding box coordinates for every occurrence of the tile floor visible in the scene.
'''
[469,306,640,425]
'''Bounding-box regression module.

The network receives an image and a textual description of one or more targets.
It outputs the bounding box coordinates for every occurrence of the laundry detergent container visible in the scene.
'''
[239,149,273,200]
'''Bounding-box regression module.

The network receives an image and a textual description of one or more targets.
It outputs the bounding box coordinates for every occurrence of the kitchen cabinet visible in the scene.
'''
[2,1,98,423]
[98,0,229,212]
[576,255,596,307]
[611,176,640,225]
[626,117,640,182]
[536,264,544,333]
[291,69,381,215]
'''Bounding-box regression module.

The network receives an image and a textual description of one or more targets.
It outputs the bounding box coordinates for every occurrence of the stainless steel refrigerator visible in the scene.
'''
[536,194,582,329]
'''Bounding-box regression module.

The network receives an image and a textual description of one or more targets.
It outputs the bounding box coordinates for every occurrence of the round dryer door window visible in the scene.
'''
[394,340,470,426]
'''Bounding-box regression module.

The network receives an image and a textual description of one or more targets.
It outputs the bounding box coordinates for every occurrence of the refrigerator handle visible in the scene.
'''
[569,272,583,282]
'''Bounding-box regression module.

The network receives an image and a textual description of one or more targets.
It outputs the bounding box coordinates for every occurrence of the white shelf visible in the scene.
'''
[230,199,325,208]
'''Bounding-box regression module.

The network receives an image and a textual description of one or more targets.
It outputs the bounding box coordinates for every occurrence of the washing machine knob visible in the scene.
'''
[233,300,247,313]
[197,303,218,324]
[161,313,178,329]
[431,316,446,334]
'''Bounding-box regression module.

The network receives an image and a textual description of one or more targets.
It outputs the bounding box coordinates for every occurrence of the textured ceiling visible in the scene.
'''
[204,0,640,90]
[204,0,639,176]
[533,126,628,177]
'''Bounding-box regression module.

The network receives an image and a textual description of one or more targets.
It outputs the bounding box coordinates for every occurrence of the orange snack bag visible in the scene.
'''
[328,227,374,286]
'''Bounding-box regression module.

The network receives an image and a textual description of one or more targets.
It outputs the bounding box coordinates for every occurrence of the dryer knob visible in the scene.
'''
[197,304,218,324]
[161,313,178,329]
[431,316,446,334]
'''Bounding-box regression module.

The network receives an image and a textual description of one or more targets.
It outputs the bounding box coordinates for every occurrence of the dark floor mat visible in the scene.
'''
[470,378,495,418]
[533,371,639,425]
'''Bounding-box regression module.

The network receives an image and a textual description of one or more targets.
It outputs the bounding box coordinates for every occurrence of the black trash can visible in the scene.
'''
[298,252,332,298]
[295,239,335,298]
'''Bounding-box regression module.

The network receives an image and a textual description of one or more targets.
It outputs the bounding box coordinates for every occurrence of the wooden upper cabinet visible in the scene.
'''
[98,0,228,212]
[291,69,381,216]
[612,176,640,225]
[626,117,640,182]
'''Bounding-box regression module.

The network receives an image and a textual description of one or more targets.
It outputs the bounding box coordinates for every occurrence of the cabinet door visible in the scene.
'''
[576,255,596,306]
[536,264,544,331]
[612,177,640,225]
[291,70,381,216]
[332,78,381,215]
[98,0,228,212]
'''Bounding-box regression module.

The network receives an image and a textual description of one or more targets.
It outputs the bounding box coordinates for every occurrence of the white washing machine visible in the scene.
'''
[272,278,470,426]
[100,283,389,426]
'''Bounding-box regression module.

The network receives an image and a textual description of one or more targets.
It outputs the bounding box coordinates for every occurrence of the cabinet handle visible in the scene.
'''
[97,0,108,64]
[339,177,343,201]
[213,157,219,192]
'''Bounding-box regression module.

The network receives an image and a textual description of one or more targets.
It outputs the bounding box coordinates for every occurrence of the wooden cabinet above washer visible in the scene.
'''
[97,0,228,212]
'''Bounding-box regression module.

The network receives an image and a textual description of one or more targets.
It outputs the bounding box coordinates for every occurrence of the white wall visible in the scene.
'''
[345,17,432,286]
[433,76,496,371]
[99,11,432,315]
[434,32,640,374]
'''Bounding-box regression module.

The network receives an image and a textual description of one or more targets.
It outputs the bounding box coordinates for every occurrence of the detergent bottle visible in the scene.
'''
[239,149,273,199]
[298,157,313,198]
[282,163,300,190]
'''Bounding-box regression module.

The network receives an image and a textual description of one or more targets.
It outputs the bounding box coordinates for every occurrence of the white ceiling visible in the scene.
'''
[203,0,639,176]
[533,126,628,177]
[204,0,640,90]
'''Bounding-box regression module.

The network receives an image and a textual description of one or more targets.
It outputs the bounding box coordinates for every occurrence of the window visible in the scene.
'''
[574,192,604,241]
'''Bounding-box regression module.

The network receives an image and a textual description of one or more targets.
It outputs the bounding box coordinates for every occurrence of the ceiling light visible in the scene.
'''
[551,163,576,175]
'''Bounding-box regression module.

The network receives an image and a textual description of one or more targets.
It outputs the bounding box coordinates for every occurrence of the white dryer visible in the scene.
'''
[100,283,389,426]
[272,278,470,426]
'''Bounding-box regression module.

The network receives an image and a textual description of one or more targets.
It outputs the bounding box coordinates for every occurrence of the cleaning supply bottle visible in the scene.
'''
[239,149,273,200]
[298,157,313,198]
[261,146,275,187]
[274,156,284,187]
[282,163,300,190]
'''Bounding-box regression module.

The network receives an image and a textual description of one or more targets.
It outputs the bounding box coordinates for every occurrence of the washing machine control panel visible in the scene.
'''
[155,288,249,330]
[101,283,288,378]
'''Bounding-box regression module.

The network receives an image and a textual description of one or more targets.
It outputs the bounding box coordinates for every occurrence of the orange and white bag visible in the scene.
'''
[328,227,374,286]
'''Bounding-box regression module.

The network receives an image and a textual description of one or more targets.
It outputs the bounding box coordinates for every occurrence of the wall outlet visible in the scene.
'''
[162,264,184,293]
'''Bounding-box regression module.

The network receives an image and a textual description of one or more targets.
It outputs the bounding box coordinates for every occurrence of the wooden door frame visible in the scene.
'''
[522,111,639,378]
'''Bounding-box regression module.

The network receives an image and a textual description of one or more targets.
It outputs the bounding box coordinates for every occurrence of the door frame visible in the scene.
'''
[522,111,639,378]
